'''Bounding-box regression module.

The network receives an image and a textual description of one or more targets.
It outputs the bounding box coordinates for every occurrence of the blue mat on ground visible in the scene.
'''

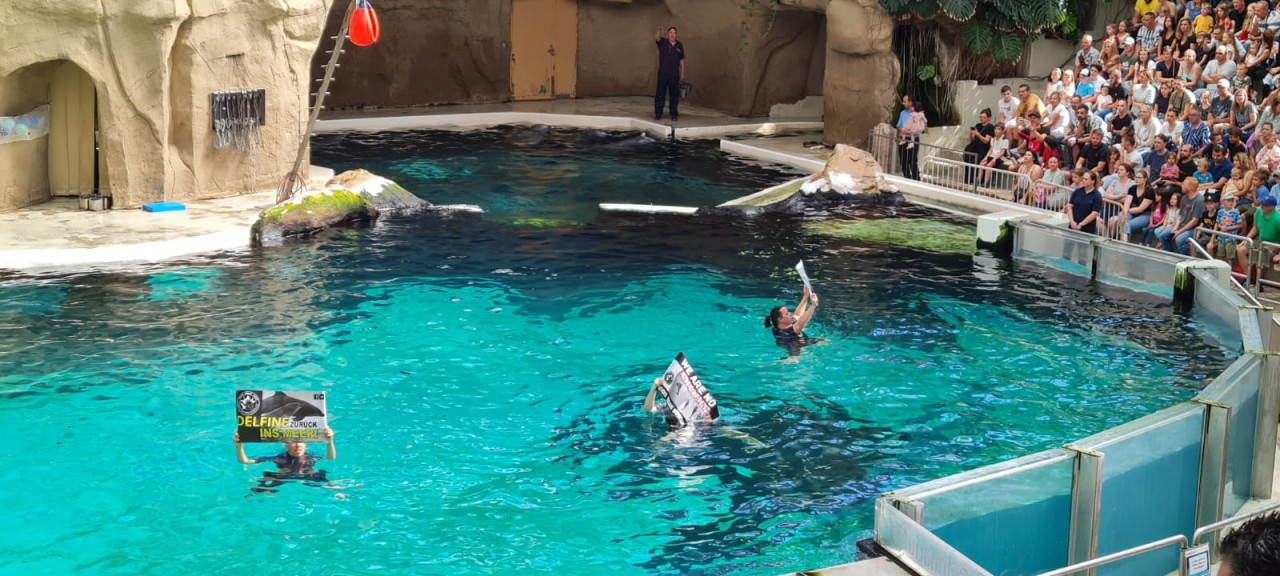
[143,202,186,213]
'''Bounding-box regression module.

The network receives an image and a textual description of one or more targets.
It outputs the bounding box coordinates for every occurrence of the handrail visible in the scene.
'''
[867,131,970,177]
[1036,535,1189,576]
[1192,500,1280,546]
[921,156,1037,203]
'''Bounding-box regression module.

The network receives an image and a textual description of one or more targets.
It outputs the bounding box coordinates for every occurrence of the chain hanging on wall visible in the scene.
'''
[211,89,266,152]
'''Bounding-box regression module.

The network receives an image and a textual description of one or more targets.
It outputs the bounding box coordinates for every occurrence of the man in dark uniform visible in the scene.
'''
[654,26,685,122]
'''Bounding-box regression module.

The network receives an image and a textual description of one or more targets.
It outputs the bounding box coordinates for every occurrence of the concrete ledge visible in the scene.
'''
[0,228,250,271]
[315,112,675,139]
[674,121,823,139]
[718,140,826,172]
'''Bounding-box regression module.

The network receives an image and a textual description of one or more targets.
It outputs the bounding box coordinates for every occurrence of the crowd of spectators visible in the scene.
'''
[954,0,1280,269]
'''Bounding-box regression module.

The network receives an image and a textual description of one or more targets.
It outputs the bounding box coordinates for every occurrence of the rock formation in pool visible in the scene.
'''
[251,169,480,246]
[699,144,904,216]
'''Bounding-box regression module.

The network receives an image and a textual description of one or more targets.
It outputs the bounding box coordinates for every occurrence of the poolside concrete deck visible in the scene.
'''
[0,99,820,273]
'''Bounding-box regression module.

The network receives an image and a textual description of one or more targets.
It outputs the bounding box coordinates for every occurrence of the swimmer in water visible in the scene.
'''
[234,427,336,492]
[764,286,818,355]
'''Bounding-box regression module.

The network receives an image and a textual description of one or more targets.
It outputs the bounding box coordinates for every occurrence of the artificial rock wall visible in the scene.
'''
[313,0,827,118]
[0,0,332,212]
[780,0,899,146]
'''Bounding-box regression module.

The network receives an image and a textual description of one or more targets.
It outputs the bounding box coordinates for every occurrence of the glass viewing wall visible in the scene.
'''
[877,220,1277,575]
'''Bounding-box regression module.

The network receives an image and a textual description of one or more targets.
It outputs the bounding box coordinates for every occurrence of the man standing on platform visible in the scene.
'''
[654,27,686,122]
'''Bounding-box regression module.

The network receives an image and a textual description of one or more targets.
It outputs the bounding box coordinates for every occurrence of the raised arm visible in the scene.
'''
[793,286,812,319]
[792,291,819,334]
[233,431,254,465]
[642,378,662,413]
[655,28,663,43]
[323,427,336,460]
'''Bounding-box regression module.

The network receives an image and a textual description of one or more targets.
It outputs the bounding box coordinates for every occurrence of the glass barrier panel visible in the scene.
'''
[1080,404,1205,576]
[906,452,1074,575]
[1095,242,1182,298]
[1192,270,1246,349]
[875,498,993,576]
[1199,355,1263,516]
[1013,223,1094,277]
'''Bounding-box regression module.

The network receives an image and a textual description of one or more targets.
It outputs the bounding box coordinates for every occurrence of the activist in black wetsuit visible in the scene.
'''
[764,287,818,355]
[234,427,336,488]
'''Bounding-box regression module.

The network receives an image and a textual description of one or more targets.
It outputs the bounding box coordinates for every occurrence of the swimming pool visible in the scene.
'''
[0,128,1238,575]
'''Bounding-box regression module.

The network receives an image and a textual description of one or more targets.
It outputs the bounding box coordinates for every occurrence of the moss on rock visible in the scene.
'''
[803,218,976,254]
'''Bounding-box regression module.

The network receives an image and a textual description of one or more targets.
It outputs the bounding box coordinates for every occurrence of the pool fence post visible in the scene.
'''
[1252,315,1280,499]
[1065,445,1103,575]
[1193,399,1230,531]
[975,211,1027,257]
[1172,260,1232,311]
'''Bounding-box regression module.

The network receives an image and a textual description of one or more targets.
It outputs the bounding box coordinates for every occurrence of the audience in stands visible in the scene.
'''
[889,1,1280,270]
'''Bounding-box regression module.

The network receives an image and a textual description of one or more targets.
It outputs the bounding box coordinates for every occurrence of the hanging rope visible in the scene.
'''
[278,0,358,204]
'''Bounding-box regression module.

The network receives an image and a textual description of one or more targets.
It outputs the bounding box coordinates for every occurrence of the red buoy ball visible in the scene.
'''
[349,0,381,47]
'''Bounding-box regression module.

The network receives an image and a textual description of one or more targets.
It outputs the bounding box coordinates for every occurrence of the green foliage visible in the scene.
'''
[991,33,1024,62]
[960,20,992,53]
[885,0,1093,62]
[738,0,782,58]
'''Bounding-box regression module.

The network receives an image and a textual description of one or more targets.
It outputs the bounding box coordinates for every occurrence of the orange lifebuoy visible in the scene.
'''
[349,0,380,47]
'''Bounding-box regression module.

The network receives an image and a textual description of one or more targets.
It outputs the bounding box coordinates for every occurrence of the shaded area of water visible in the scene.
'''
[0,128,1237,575]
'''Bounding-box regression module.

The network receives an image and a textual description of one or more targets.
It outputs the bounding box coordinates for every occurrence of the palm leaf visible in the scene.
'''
[961,20,994,53]
[939,0,977,21]
[991,32,1024,62]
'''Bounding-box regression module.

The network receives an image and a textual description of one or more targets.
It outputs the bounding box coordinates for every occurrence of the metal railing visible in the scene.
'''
[867,131,969,177]
[1253,240,1280,309]
[1039,499,1280,576]
[1037,535,1189,576]
[921,156,1031,203]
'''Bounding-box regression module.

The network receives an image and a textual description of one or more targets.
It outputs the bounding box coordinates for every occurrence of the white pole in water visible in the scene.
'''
[278,0,357,204]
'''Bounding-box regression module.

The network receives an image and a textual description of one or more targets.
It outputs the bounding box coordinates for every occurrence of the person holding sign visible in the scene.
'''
[643,353,719,428]
[764,261,819,355]
[234,427,336,476]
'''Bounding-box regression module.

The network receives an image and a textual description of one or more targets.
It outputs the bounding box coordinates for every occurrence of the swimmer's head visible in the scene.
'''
[764,306,792,328]
[285,442,307,457]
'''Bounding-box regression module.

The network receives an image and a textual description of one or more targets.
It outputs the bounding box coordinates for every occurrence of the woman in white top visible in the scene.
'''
[1130,70,1157,109]
[1101,162,1136,239]
[1158,111,1182,145]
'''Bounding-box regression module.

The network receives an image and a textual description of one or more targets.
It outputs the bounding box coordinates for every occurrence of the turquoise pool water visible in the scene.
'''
[0,129,1238,575]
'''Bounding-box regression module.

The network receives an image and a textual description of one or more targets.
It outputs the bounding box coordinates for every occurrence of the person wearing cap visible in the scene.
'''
[1162,176,1209,253]
[1203,45,1238,88]
[1209,80,1235,132]
[1208,190,1245,268]
[1239,195,1280,270]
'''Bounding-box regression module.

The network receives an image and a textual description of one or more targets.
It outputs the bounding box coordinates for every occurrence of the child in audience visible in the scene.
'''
[980,124,1009,186]
[1146,188,1171,246]
[1154,191,1183,245]
[1208,191,1244,269]
[1159,152,1183,186]
[1193,157,1214,188]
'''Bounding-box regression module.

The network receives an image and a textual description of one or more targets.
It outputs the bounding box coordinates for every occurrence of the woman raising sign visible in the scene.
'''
[764,286,819,355]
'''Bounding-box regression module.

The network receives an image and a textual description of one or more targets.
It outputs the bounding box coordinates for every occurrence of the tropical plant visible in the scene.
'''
[881,0,1092,62]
